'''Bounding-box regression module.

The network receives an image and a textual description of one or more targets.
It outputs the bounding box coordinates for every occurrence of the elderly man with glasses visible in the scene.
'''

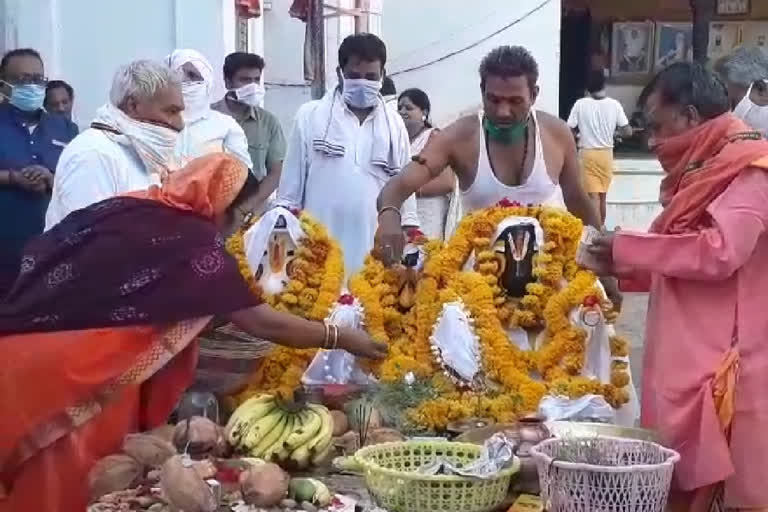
[0,48,78,295]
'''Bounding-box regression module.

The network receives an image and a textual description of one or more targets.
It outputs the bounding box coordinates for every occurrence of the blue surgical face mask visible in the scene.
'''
[342,78,381,109]
[1,81,46,112]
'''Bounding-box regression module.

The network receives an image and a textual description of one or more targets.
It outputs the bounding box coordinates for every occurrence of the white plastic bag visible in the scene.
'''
[538,394,615,423]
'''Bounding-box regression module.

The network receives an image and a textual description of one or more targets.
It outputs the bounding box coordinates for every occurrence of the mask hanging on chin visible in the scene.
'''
[0,81,45,112]
[483,115,528,144]
[342,78,381,109]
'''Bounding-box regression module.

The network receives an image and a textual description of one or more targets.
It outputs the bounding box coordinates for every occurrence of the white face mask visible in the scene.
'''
[182,81,210,123]
[733,81,768,136]
[342,78,381,109]
[233,82,265,107]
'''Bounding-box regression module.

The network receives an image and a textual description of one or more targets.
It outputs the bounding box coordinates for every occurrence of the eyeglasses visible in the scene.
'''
[7,75,48,86]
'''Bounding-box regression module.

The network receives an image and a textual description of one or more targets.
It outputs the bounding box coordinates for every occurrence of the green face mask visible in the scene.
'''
[483,116,527,144]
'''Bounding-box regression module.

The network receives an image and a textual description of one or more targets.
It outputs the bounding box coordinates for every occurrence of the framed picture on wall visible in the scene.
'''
[708,22,743,61]
[742,21,768,56]
[716,0,750,16]
[655,22,693,71]
[611,22,654,77]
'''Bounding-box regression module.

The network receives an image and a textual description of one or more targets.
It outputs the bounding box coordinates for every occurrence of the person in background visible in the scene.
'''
[0,49,78,295]
[715,46,768,137]
[373,46,622,299]
[167,49,252,170]
[44,79,76,122]
[585,62,768,512]
[567,70,632,225]
[212,52,285,215]
[276,33,419,276]
[381,75,397,107]
[45,59,184,229]
[0,154,387,512]
[398,88,454,239]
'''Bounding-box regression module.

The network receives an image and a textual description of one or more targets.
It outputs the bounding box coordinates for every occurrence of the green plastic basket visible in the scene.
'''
[344,440,520,512]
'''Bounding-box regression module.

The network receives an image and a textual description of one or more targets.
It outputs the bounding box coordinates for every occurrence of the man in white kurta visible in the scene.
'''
[275,34,419,275]
[45,60,184,229]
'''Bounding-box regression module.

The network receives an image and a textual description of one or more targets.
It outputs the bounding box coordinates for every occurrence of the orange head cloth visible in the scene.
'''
[124,153,249,218]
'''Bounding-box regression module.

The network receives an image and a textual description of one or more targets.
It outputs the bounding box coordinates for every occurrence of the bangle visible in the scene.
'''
[322,322,330,349]
[331,325,339,350]
[378,205,401,219]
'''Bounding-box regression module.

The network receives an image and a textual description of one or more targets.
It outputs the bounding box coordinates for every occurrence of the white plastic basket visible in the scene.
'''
[530,436,680,512]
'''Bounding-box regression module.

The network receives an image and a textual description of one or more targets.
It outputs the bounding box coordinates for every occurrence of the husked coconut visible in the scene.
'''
[122,433,177,466]
[173,416,225,458]
[160,455,217,512]
[88,454,143,501]
[329,410,349,437]
[239,462,289,507]
[365,428,406,446]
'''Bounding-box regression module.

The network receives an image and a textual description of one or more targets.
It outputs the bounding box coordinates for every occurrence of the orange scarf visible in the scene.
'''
[652,113,768,234]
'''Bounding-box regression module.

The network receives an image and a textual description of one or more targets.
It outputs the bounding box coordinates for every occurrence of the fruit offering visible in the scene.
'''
[225,394,334,469]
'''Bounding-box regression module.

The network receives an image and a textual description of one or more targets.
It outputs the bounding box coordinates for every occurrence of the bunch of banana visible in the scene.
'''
[225,394,334,469]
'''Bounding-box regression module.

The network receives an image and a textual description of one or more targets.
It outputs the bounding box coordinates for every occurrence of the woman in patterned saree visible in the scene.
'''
[0,153,386,512]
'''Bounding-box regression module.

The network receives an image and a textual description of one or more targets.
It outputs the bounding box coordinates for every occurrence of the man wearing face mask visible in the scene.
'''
[45,60,184,230]
[374,46,617,304]
[275,33,419,276]
[583,62,768,512]
[0,48,78,294]
[715,46,768,137]
[167,49,252,169]
[212,52,285,215]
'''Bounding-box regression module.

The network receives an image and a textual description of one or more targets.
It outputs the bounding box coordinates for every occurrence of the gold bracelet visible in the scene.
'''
[322,322,330,349]
[378,205,401,219]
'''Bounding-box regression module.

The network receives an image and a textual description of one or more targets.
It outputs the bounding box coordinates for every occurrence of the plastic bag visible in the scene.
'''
[301,295,373,386]
[538,394,615,423]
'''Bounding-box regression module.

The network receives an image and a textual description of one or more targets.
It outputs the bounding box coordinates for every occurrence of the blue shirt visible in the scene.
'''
[0,103,78,291]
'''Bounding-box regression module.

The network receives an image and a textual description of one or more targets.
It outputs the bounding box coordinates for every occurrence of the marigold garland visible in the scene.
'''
[373,204,629,429]
[226,211,344,400]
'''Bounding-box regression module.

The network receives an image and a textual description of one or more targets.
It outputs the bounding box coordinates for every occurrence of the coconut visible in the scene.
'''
[160,455,217,512]
[329,410,349,437]
[88,454,143,501]
[147,424,176,444]
[122,433,177,467]
[173,416,225,458]
[239,462,290,507]
[365,428,406,446]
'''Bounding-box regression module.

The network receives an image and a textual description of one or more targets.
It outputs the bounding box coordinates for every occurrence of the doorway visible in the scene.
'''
[559,7,592,120]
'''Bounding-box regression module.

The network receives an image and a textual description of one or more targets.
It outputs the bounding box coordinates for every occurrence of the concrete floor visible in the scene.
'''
[614,292,649,397]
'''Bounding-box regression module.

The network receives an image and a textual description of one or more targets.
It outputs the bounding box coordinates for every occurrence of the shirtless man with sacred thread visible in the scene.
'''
[373,45,620,305]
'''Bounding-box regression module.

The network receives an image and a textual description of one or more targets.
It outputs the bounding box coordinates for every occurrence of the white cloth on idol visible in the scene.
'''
[168,49,253,170]
[45,127,159,230]
[275,88,419,276]
[242,207,305,274]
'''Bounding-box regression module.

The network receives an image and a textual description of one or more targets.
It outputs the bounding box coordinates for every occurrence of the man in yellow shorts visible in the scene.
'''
[567,71,632,225]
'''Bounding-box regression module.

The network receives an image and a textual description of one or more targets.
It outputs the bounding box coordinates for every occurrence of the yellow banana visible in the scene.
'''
[242,410,283,451]
[276,411,308,461]
[310,442,334,467]
[225,396,276,444]
[305,405,333,454]
[290,443,311,470]
[263,414,295,461]
[251,412,287,457]
[284,409,322,451]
